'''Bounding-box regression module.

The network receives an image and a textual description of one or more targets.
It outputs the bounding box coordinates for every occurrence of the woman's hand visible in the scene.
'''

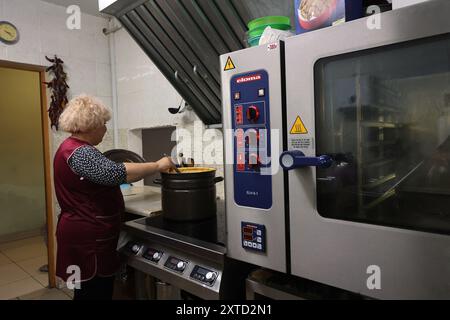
[156,157,176,172]
[124,157,175,183]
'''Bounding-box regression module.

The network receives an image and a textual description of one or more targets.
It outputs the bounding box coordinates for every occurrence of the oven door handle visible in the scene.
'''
[280,150,333,170]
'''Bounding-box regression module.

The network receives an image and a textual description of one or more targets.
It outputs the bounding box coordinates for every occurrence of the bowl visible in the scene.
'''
[248,16,291,32]
[246,16,291,47]
[298,0,337,31]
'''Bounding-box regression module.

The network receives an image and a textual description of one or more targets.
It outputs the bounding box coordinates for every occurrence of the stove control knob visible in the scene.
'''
[131,245,140,254]
[152,252,161,261]
[246,106,260,122]
[205,272,216,282]
[177,261,186,271]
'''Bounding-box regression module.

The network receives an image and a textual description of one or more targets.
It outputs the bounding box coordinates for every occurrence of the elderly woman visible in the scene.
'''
[54,94,174,300]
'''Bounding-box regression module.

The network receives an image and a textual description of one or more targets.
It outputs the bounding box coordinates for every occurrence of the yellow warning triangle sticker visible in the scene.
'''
[224,56,236,71]
[290,116,308,134]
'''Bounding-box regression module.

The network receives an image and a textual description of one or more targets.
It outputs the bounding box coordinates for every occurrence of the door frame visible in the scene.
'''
[0,60,56,288]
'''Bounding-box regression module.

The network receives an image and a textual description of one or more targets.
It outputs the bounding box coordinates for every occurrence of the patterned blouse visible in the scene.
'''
[68,145,127,186]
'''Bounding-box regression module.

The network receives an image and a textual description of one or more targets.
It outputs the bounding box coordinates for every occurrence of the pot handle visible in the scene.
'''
[153,179,162,185]
[213,177,224,184]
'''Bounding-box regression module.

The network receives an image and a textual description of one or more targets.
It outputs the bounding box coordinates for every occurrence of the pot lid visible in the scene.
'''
[103,149,146,163]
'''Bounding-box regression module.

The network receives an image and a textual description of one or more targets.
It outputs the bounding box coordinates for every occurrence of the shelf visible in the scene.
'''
[364,189,396,210]
[360,121,400,129]
[363,173,397,189]
[362,140,398,148]
[361,158,396,169]
[338,104,402,113]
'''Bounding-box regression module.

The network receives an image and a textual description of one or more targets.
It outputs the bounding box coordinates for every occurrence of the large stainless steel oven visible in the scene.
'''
[222,0,450,299]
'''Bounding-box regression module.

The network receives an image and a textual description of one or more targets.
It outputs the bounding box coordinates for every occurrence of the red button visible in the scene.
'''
[235,106,243,125]
[237,153,245,171]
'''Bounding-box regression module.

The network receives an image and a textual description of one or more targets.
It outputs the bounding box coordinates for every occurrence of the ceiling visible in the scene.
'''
[39,0,105,17]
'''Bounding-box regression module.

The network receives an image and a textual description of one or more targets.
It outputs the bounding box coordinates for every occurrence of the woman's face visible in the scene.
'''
[90,123,107,145]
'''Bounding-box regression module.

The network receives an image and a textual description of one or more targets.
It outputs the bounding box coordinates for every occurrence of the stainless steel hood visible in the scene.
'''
[102,0,294,125]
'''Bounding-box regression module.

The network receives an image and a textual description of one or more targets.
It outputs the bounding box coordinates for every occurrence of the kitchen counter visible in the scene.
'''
[122,185,162,217]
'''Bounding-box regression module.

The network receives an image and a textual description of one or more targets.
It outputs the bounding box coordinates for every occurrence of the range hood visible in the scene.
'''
[101,0,294,125]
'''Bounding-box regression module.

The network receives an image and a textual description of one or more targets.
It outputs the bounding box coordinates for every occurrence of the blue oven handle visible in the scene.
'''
[280,150,333,170]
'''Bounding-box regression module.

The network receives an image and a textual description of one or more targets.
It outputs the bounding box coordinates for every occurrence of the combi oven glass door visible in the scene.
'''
[314,33,450,235]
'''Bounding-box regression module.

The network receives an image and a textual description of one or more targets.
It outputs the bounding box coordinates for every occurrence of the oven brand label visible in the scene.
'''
[236,74,262,84]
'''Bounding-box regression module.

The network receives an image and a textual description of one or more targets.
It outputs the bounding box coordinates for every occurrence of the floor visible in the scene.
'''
[0,235,73,300]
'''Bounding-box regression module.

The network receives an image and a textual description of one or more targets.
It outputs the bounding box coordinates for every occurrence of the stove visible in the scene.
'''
[119,200,231,299]
[135,206,226,247]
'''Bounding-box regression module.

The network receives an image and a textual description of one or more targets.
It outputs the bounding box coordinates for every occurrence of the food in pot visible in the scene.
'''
[166,167,215,174]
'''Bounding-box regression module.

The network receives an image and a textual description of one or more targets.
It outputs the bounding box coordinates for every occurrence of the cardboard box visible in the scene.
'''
[295,0,364,34]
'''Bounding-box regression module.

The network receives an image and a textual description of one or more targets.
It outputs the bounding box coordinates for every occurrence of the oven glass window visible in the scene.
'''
[314,34,450,235]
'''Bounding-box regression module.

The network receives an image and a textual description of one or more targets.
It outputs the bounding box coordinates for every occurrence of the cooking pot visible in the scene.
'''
[154,167,224,222]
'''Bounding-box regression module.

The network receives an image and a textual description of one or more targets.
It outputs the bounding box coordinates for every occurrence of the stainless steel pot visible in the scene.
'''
[154,167,224,221]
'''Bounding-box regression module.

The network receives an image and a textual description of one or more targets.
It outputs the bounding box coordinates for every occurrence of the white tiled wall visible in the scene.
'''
[0,0,225,201]
[0,0,114,152]
[113,28,225,198]
[114,27,186,130]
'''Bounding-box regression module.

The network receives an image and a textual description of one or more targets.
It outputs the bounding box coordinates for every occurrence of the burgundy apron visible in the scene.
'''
[54,137,124,282]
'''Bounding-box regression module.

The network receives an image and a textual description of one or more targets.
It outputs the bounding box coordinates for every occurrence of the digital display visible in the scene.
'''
[244,234,253,241]
[241,222,266,253]
[243,226,254,234]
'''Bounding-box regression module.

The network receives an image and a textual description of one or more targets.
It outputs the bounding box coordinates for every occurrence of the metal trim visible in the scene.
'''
[128,254,221,300]
[245,278,303,300]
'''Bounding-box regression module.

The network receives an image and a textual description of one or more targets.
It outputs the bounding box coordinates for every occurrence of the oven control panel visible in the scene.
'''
[142,248,163,263]
[241,222,266,253]
[190,265,218,286]
[164,256,188,273]
[230,70,272,209]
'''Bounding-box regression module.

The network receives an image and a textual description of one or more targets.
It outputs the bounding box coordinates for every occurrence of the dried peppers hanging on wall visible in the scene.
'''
[44,55,69,130]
